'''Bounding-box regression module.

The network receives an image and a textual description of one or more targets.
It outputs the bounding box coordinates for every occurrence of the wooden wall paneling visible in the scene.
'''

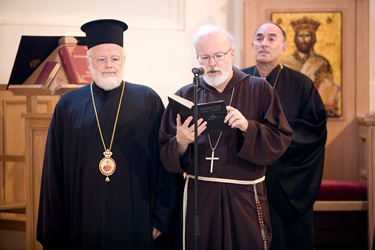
[370,123,375,249]
[358,118,375,249]
[4,98,26,204]
[0,90,26,207]
[0,89,27,247]
[0,87,60,248]
[23,113,52,250]
[0,88,3,203]
[244,0,372,248]
[355,0,370,118]
[20,96,58,250]
[0,90,59,208]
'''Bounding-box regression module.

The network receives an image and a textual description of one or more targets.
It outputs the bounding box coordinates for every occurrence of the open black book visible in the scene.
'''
[168,94,231,133]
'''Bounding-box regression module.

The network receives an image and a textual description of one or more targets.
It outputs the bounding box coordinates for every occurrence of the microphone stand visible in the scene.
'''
[192,71,200,250]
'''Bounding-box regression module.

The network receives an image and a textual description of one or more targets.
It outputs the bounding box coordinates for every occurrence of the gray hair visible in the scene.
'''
[193,24,235,54]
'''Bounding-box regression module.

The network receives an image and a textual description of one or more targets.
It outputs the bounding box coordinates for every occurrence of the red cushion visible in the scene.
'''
[317,180,367,201]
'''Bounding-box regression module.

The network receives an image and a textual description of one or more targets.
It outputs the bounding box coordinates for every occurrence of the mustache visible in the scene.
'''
[206,67,221,73]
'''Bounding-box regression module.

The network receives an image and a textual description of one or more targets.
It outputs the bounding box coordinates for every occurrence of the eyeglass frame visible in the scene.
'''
[88,55,123,65]
[197,48,232,63]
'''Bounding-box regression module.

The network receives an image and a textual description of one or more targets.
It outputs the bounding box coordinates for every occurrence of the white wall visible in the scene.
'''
[0,0,244,105]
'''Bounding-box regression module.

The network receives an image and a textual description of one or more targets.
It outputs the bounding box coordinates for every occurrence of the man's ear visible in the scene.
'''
[281,42,288,54]
[87,57,91,69]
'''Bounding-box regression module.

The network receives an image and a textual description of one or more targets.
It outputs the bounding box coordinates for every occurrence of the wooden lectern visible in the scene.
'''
[9,36,88,98]
[6,36,90,250]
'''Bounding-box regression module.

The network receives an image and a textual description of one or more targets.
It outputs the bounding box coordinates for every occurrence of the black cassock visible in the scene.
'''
[37,82,178,250]
[243,65,327,250]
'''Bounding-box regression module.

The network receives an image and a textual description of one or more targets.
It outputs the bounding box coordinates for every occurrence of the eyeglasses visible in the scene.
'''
[89,56,122,65]
[197,49,232,63]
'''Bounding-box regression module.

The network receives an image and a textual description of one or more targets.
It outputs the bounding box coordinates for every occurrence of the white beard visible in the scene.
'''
[202,67,231,88]
[94,75,122,90]
[90,65,123,91]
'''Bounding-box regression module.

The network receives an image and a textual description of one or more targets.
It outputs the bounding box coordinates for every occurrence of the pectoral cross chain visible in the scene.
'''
[204,87,235,174]
[206,150,219,173]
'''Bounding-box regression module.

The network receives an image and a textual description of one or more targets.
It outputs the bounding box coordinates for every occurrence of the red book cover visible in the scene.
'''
[58,45,92,84]
[34,61,60,86]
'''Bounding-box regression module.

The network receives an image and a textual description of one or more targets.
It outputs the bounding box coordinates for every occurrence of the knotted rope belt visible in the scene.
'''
[183,175,267,250]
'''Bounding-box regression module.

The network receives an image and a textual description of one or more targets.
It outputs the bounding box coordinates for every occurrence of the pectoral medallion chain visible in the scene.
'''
[91,82,125,182]
[254,64,283,89]
[205,87,235,173]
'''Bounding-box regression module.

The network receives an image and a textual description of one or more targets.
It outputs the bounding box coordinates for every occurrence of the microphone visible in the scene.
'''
[192,67,204,75]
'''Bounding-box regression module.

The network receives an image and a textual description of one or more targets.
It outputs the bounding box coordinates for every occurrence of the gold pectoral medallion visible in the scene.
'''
[99,149,116,182]
[91,82,125,183]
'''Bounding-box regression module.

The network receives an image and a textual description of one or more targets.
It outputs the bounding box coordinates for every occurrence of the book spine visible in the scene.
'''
[34,61,60,86]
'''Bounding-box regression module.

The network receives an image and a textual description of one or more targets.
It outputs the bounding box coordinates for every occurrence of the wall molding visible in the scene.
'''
[0,0,185,30]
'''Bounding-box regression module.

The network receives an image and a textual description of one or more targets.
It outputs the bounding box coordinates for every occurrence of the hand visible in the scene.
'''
[225,106,248,132]
[152,227,161,239]
[176,114,207,156]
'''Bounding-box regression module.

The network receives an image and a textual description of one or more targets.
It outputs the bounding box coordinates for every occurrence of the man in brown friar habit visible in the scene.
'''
[37,19,179,250]
[159,24,293,250]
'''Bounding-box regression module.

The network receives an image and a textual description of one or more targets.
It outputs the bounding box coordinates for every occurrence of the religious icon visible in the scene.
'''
[271,12,342,117]
[99,154,116,182]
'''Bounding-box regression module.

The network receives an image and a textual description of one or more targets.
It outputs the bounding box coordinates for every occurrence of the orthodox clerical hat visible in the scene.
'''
[81,19,128,49]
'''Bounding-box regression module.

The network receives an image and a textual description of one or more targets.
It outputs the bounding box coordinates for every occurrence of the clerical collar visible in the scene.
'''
[253,65,283,89]
[92,81,125,100]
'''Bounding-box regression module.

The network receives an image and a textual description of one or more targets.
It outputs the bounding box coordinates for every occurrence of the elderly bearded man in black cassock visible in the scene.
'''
[243,22,327,250]
[37,19,178,250]
[159,24,293,250]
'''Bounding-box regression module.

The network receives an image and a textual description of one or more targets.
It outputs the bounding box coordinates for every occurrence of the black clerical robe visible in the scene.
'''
[37,82,177,250]
[159,67,293,250]
[243,65,327,249]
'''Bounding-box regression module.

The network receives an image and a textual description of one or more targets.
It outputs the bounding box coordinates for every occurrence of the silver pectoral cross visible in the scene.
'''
[206,150,219,173]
